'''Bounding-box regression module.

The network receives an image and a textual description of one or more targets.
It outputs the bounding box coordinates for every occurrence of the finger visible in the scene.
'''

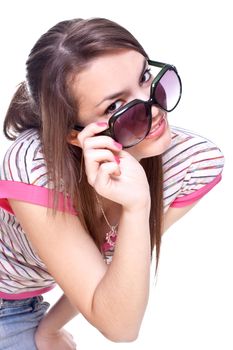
[77,122,108,147]
[84,149,119,186]
[83,134,122,153]
[94,161,121,194]
[78,121,122,152]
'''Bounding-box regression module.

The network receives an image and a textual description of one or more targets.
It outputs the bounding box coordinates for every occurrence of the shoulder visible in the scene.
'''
[163,125,224,170]
[0,129,76,215]
[0,129,48,187]
[164,126,224,161]
[162,126,224,211]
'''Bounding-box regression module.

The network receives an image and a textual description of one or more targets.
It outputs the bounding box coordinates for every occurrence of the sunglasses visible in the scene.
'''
[74,59,182,148]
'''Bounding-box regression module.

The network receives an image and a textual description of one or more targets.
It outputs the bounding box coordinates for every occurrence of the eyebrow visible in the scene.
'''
[95,58,148,108]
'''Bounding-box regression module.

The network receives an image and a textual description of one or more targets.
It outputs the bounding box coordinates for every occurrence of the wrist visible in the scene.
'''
[121,204,151,225]
[122,196,151,214]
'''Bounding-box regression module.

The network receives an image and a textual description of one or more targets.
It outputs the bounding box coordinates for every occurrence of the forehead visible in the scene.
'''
[72,50,145,107]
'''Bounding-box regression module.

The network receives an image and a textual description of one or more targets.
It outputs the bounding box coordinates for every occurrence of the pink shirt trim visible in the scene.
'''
[170,173,222,208]
[0,180,77,215]
[0,285,55,300]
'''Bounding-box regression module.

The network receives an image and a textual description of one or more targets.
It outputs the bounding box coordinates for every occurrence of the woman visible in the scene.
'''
[0,18,224,349]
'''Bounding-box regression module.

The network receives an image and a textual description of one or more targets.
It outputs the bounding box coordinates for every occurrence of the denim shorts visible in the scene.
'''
[0,295,50,350]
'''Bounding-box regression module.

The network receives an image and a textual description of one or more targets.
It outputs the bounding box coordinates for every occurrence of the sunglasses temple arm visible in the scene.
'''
[73,125,83,131]
[96,128,112,137]
[148,59,167,68]
[73,125,112,139]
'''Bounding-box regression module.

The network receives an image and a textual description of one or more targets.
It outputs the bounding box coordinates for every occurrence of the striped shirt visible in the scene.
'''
[0,127,224,299]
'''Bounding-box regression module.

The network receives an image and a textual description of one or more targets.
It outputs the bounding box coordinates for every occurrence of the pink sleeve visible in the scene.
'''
[0,180,77,215]
[170,173,222,208]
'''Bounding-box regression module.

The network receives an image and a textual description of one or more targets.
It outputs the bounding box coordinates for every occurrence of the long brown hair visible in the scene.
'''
[3,18,163,271]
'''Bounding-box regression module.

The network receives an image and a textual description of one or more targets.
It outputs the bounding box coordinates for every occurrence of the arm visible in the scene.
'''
[8,123,152,343]
[33,203,197,350]
[162,201,199,234]
[92,204,151,341]
[36,204,198,333]
[9,195,150,343]
[34,293,79,349]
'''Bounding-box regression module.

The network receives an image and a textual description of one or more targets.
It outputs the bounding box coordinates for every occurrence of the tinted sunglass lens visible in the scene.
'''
[113,103,149,147]
[154,69,181,111]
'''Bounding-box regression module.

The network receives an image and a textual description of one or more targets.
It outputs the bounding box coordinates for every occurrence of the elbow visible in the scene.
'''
[104,334,139,343]
[101,327,140,343]
[107,334,139,343]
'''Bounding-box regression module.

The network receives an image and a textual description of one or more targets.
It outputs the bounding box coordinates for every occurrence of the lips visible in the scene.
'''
[149,113,166,134]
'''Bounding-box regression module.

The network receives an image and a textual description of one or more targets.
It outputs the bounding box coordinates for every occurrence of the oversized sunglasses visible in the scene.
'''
[74,60,182,148]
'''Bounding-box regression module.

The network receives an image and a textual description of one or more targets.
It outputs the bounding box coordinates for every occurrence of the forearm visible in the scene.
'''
[38,293,79,332]
[92,205,151,341]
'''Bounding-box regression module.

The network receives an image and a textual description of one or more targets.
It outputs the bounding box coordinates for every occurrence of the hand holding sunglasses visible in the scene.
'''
[74,60,182,148]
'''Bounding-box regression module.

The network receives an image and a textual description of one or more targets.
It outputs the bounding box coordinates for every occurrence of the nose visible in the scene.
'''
[137,88,162,119]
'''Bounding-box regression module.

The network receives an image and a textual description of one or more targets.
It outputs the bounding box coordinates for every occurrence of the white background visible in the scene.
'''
[0,1,232,349]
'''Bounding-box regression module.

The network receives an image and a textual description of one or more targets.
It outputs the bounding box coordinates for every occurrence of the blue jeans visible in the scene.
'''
[0,295,50,349]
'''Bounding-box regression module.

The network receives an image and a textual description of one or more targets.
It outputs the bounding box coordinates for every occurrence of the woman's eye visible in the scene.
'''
[105,100,122,115]
[141,69,152,84]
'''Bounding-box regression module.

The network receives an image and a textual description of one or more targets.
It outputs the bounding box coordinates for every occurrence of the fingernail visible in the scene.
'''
[96,122,108,127]
[114,141,122,149]
[114,155,120,164]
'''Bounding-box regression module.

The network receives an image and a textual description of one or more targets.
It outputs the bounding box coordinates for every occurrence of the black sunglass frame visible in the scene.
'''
[73,60,182,147]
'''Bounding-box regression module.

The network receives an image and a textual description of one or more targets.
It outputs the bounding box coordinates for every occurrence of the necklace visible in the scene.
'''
[95,193,118,252]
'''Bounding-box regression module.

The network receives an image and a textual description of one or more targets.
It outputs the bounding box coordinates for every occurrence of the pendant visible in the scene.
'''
[102,226,118,253]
